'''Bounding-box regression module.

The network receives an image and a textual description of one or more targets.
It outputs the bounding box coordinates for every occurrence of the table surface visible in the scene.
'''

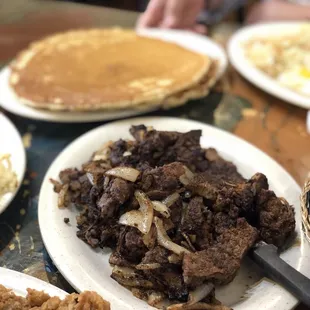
[0,1,309,309]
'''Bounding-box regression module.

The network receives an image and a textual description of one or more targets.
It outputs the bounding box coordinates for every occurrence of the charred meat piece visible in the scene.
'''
[205,148,244,182]
[109,250,134,267]
[142,266,189,301]
[195,222,214,250]
[181,197,204,233]
[140,162,186,192]
[187,173,269,223]
[52,168,92,208]
[187,171,254,213]
[186,172,219,201]
[162,270,189,301]
[117,227,148,263]
[257,189,295,248]
[76,211,120,248]
[213,212,236,235]
[116,126,210,172]
[59,168,82,184]
[250,172,269,194]
[171,130,208,172]
[97,178,133,218]
[145,190,171,201]
[110,139,130,166]
[141,246,170,265]
[130,125,152,142]
[183,218,258,285]
[180,196,214,250]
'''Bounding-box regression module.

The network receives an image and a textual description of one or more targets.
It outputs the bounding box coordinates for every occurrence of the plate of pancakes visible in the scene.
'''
[0,28,226,123]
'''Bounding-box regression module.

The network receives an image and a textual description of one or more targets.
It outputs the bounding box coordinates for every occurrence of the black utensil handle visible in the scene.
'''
[252,242,310,307]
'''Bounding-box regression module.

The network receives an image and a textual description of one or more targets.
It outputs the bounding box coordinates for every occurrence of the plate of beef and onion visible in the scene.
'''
[38,117,309,310]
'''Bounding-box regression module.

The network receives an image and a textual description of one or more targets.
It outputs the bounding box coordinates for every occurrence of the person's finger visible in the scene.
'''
[245,3,261,24]
[161,0,188,28]
[182,0,205,29]
[137,0,166,28]
[185,24,208,35]
[192,24,208,35]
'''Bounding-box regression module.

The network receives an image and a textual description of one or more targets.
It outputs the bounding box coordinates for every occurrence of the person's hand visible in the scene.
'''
[247,0,310,24]
[137,0,207,34]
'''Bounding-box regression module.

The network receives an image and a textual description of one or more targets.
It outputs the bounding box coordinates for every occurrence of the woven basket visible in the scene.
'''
[301,178,310,242]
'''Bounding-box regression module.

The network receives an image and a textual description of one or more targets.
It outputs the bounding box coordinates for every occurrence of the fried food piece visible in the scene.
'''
[0,285,110,310]
[0,285,30,310]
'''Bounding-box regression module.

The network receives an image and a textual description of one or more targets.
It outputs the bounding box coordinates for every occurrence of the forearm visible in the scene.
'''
[247,0,310,24]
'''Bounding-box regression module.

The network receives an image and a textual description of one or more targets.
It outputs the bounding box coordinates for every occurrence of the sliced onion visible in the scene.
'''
[136,263,161,270]
[112,266,154,288]
[147,291,166,308]
[184,166,194,179]
[135,190,154,234]
[93,141,113,161]
[167,302,229,310]
[119,210,144,233]
[112,265,137,277]
[179,166,194,185]
[189,234,196,243]
[119,191,153,234]
[182,233,196,252]
[142,226,156,248]
[188,283,214,306]
[106,167,140,182]
[152,201,170,218]
[86,172,94,186]
[154,217,190,255]
[58,184,69,208]
[50,178,62,193]
[168,254,182,264]
[103,176,110,189]
[162,193,180,207]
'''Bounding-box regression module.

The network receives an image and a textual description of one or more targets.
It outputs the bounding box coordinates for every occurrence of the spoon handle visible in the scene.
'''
[251,242,310,307]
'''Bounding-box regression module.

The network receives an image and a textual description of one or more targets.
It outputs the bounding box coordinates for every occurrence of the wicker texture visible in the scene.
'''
[301,178,310,242]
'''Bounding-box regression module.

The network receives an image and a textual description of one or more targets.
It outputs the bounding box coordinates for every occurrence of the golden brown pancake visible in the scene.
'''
[10,28,213,111]
[130,60,219,112]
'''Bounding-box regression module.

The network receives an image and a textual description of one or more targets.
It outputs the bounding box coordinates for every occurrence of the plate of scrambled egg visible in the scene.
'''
[228,22,310,109]
[0,113,25,214]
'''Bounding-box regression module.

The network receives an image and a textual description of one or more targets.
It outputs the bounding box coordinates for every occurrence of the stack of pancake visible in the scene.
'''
[9,28,219,112]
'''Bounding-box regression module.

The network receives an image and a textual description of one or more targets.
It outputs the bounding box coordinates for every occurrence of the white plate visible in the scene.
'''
[38,117,309,310]
[228,22,310,109]
[0,113,26,214]
[0,267,67,298]
[0,29,227,123]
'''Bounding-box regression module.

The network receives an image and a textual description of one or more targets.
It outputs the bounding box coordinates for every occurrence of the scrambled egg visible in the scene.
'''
[244,25,310,96]
[0,154,18,199]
